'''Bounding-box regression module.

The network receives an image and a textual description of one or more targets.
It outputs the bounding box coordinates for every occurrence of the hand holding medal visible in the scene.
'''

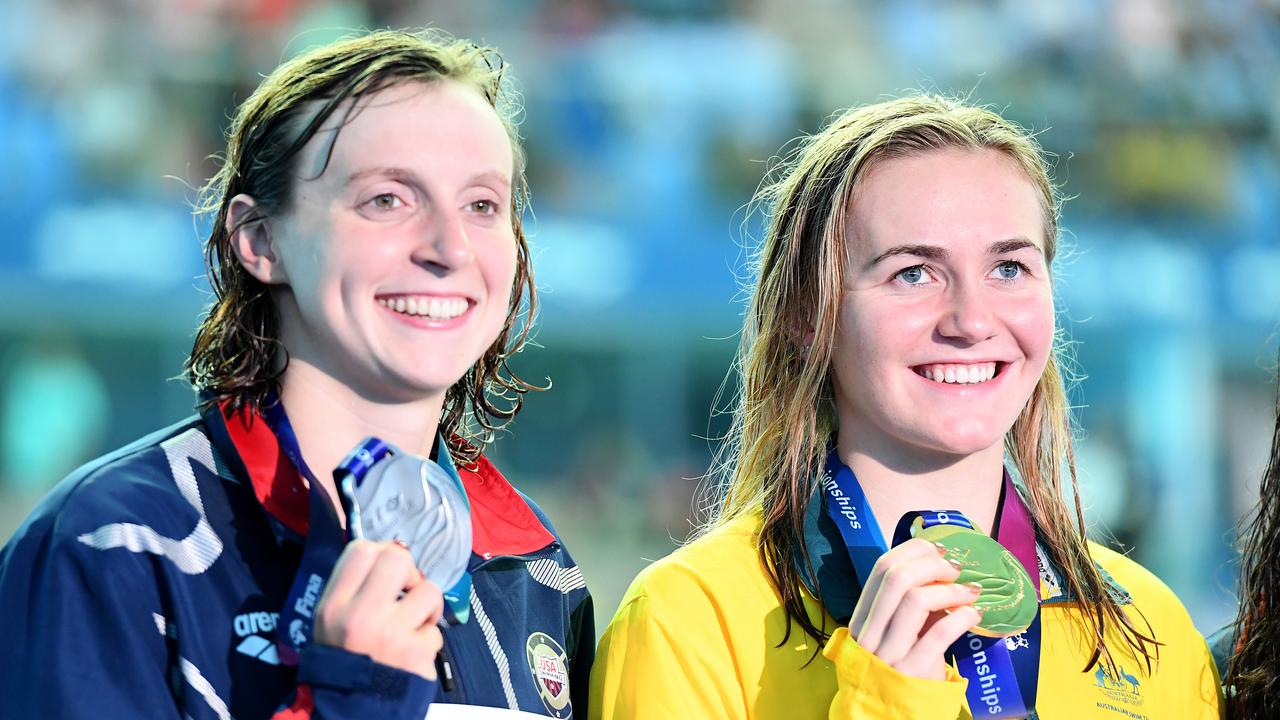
[847,537,986,680]
[309,437,474,683]
[336,438,473,595]
[907,516,1037,638]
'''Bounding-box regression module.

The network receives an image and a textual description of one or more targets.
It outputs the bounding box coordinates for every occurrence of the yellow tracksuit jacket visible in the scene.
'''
[589,511,1222,719]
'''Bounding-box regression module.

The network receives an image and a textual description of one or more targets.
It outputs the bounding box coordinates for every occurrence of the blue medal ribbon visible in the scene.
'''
[262,396,347,666]
[822,449,1042,717]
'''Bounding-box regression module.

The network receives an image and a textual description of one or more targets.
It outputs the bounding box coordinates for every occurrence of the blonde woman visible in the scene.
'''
[589,96,1221,719]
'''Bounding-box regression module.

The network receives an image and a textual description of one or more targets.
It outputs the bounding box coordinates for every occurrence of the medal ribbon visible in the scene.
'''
[262,396,347,666]
[821,450,1042,717]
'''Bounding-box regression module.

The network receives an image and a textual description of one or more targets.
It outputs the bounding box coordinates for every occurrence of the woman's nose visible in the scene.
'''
[936,282,997,343]
[413,210,475,271]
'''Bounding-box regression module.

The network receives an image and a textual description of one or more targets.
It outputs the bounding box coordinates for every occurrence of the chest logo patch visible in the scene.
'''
[1094,663,1145,709]
[526,632,571,717]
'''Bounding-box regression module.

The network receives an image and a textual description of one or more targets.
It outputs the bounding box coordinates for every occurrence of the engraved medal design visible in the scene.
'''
[913,519,1038,637]
[341,446,472,593]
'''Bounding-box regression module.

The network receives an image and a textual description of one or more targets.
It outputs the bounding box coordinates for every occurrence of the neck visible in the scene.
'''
[836,431,1005,546]
[278,361,445,515]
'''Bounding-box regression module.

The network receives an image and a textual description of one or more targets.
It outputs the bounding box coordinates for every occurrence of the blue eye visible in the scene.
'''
[896,265,930,285]
[992,261,1026,281]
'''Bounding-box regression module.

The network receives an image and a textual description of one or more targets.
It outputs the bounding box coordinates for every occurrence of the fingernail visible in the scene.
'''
[947,558,964,571]
[965,582,983,594]
[933,542,948,555]
[393,539,410,551]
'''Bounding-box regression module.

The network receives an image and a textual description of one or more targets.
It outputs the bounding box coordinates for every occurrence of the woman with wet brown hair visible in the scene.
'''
[0,28,593,719]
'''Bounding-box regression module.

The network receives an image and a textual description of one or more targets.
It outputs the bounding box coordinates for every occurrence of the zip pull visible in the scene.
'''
[436,620,455,693]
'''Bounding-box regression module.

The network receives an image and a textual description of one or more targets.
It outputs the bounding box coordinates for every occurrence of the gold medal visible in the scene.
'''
[913,519,1038,637]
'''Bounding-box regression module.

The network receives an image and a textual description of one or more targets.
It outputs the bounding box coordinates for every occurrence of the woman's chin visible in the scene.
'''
[909,428,1006,460]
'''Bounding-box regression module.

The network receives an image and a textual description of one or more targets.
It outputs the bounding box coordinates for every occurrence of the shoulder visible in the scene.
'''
[621,513,771,612]
[1086,541,1201,636]
[4,417,213,550]
[1087,542,1181,608]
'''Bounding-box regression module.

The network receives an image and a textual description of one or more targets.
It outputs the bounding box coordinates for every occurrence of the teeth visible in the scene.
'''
[378,296,469,320]
[915,362,999,385]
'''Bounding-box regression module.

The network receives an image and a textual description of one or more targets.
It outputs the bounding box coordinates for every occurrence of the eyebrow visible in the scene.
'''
[345,166,512,190]
[864,237,1042,270]
[346,166,420,186]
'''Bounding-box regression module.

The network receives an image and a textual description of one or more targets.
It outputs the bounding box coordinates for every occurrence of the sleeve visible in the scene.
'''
[567,585,596,712]
[588,585,750,720]
[0,520,182,720]
[272,644,439,720]
[822,628,970,720]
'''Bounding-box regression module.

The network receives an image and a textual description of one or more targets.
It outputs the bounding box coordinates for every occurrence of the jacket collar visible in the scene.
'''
[794,477,1131,624]
[203,400,556,558]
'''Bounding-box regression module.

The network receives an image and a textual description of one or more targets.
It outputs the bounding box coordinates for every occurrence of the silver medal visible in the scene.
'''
[346,451,472,591]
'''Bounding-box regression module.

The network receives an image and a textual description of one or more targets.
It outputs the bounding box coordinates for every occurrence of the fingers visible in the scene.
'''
[391,579,445,631]
[851,539,963,650]
[871,582,981,662]
[318,539,382,613]
[315,540,423,648]
[896,605,983,679]
[347,542,421,618]
[849,538,952,632]
[312,539,447,680]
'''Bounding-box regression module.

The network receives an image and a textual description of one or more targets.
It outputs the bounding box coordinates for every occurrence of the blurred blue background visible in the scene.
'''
[0,0,1276,639]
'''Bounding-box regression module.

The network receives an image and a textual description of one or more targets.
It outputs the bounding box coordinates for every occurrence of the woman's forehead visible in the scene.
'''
[844,148,1046,256]
[290,80,511,186]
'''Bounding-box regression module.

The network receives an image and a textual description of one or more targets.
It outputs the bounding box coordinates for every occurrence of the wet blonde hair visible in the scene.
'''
[707,94,1156,670]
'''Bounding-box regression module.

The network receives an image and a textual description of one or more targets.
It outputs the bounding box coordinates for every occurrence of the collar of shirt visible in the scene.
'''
[202,400,556,559]
[793,476,1132,624]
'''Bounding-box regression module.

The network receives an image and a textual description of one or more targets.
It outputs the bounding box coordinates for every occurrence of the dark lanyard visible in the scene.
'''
[260,396,352,666]
[822,450,1042,717]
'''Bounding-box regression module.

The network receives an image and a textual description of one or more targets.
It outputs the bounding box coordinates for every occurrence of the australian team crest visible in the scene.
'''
[525,632,572,717]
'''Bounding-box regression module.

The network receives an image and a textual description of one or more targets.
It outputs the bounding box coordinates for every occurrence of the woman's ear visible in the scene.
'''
[227,194,285,284]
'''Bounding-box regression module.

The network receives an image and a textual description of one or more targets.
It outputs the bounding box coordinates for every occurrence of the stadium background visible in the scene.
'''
[1,0,1277,640]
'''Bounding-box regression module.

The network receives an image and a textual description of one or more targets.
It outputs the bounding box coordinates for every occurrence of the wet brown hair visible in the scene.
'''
[704,94,1158,671]
[1225,354,1280,717]
[185,28,539,462]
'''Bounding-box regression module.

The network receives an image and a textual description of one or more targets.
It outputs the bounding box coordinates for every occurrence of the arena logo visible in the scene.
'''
[232,611,281,666]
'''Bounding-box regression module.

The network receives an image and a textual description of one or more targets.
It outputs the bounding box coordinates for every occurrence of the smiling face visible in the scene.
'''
[832,147,1055,465]
[263,79,518,406]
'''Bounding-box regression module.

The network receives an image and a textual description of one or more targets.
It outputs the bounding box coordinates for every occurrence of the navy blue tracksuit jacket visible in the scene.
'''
[0,403,594,719]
